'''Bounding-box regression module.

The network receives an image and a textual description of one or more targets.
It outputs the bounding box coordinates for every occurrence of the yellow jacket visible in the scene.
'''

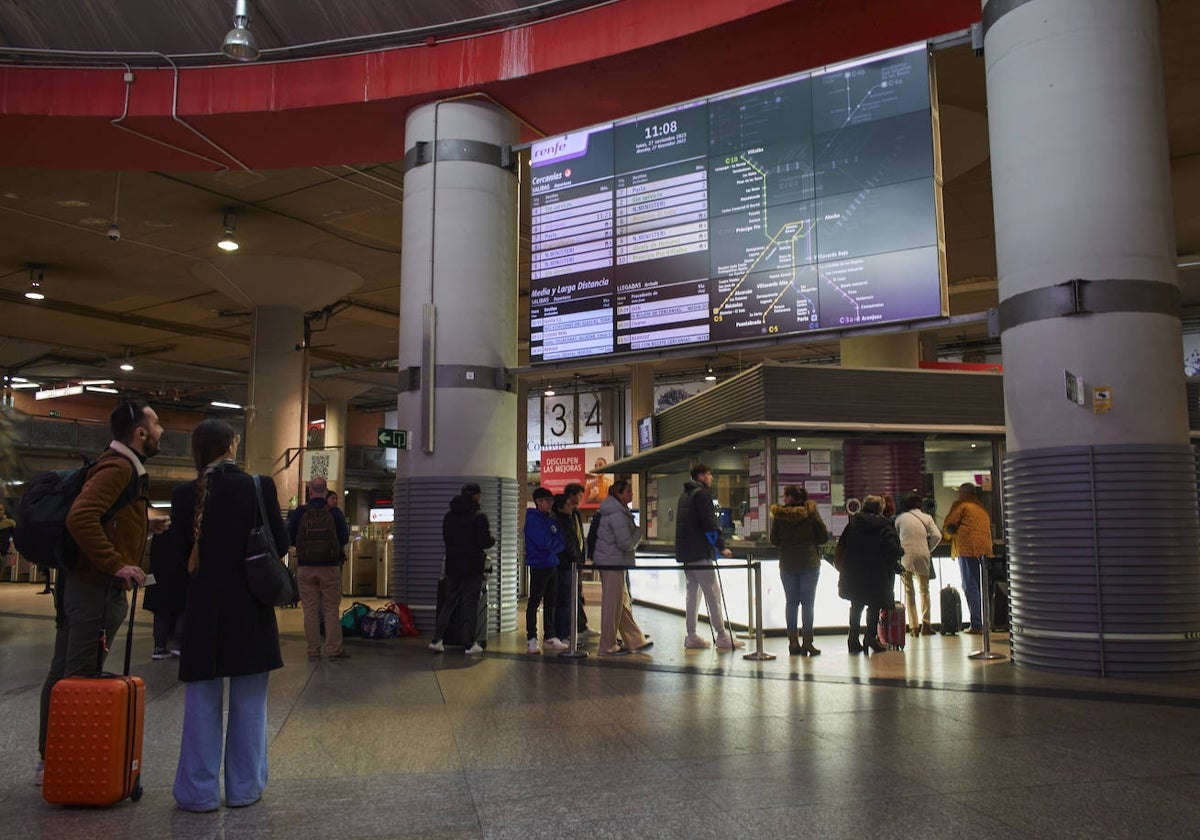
[943,498,992,558]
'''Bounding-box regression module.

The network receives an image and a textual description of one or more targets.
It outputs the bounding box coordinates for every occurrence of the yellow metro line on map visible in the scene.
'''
[713,154,814,321]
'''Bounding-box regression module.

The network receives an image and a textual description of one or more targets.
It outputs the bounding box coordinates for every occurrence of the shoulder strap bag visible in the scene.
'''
[244,475,295,607]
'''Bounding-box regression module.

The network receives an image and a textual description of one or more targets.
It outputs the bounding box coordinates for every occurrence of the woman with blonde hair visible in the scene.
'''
[170,419,288,812]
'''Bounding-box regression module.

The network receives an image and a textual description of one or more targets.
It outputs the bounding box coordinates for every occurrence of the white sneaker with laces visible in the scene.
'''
[464,643,484,655]
[428,640,445,652]
[544,637,569,651]
[684,634,711,650]
[716,634,746,651]
[526,638,541,654]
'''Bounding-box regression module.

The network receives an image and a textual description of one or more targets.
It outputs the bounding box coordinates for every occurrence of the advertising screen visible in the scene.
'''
[528,44,942,363]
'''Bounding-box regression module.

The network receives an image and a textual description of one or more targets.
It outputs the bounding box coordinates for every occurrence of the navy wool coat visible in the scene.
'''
[171,462,287,683]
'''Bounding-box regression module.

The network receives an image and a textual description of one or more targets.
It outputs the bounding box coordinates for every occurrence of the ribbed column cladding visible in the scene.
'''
[843,440,925,503]
[391,476,519,636]
[1003,445,1200,676]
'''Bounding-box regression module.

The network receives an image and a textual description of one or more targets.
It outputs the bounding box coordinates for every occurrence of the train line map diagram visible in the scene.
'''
[707,48,939,336]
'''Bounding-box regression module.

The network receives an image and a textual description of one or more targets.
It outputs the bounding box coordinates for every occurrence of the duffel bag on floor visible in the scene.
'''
[360,609,400,640]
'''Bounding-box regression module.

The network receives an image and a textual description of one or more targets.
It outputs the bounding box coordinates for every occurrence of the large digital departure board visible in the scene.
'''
[529,44,943,363]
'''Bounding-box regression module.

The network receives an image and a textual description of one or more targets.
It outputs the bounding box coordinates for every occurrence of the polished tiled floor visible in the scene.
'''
[3,580,1200,839]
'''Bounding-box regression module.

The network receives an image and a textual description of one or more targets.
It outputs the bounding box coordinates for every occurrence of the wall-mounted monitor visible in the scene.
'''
[528,43,944,364]
[637,415,655,450]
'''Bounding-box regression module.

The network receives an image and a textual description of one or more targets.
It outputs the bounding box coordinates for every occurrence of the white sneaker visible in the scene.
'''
[428,640,445,653]
[464,643,484,655]
[526,638,541,654]
[684,634,710,650]
[716,634,746,651]
[544,637,570,651]
[580,627,601,638]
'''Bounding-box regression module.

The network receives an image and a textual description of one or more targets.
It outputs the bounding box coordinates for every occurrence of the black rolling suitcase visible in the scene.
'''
[938,558,963,635]
[437,577,488,647]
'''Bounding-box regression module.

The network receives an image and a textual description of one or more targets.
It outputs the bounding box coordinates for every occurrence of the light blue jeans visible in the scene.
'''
[779,567,821,635]
[174,671,270,811]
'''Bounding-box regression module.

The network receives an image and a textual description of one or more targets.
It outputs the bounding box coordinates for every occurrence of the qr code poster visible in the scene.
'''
[302,449,341,482]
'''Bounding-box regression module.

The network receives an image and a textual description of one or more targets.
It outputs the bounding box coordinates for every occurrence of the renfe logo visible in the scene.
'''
[531,132,590,167]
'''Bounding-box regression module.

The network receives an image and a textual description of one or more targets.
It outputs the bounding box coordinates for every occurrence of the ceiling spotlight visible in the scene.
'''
[25,268,45,300]
[222,0,260,62]
[217,208,239,251]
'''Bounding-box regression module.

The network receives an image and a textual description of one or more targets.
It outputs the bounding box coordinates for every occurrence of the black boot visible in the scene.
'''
[788,631,802,655]
[847,633,863,654]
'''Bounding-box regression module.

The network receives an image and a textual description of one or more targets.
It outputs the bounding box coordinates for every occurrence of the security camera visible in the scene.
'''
[106,223,121,242]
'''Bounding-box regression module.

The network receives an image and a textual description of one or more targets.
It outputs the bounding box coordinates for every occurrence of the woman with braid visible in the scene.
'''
[169,419,288,812]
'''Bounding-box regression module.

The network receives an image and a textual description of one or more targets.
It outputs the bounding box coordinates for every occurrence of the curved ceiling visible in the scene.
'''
[0,0,1197,414]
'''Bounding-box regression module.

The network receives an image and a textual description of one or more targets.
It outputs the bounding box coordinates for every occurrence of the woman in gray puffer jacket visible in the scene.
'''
[592,479,651,656]
[769,485,829,656]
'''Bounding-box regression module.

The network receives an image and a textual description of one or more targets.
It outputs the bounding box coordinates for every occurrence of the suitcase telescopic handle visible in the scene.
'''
[97,580,140,677]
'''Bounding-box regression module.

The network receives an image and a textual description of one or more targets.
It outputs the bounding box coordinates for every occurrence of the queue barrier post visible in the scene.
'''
[738,552,755,640]
[968,556,1005,662]
[558,561,588,659]
[743,560,775,662]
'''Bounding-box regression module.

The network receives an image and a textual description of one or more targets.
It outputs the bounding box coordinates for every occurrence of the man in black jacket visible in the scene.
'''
[429,482,495,655]
[675,464,744,651]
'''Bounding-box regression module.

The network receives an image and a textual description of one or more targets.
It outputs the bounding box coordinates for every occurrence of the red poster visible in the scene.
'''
[539,448,585,495]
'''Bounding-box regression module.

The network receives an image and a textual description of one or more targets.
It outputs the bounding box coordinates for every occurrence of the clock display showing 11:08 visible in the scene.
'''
[644,120,679,141]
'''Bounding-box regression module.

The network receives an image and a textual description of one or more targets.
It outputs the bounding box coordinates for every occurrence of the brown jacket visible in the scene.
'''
[65,444,149,585]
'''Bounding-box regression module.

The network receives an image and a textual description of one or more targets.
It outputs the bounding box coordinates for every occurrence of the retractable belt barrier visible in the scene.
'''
[565,559,776,662]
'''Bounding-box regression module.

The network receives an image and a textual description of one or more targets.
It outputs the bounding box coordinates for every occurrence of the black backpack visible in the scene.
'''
[14,454,140,572]
[295,506,340,565]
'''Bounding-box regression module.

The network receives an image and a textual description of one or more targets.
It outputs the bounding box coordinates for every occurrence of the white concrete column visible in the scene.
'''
[246,305,307,508]
[987,0,1184,447]
[395,98,520,633]
[983,0,1200,674]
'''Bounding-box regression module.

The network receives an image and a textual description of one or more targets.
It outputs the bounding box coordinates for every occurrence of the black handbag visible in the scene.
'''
[244,475,294,607]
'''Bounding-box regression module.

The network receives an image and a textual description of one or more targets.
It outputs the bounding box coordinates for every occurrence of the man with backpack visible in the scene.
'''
[35,400,166,785]
[288,476,350,662]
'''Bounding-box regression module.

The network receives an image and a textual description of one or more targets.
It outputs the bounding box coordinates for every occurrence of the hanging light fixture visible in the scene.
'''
[543,384,556,397]
[25,267,45,301]
[704,364,717,382]
[106,171,122,242]
[217,209,239,251]
[119,349,134,372]
[221,0,260,62]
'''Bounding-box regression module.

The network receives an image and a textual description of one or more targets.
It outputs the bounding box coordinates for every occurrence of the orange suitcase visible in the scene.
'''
[43,584,145,805]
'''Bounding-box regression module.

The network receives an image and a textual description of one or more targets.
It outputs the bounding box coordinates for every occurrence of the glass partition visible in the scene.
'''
[632,432,1001,631]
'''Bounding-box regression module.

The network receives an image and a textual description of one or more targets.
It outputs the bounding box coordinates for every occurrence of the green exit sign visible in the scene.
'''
[377,427,408,449]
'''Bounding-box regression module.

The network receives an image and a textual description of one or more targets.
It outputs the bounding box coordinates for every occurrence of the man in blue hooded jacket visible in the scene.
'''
[524,487,566,654]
